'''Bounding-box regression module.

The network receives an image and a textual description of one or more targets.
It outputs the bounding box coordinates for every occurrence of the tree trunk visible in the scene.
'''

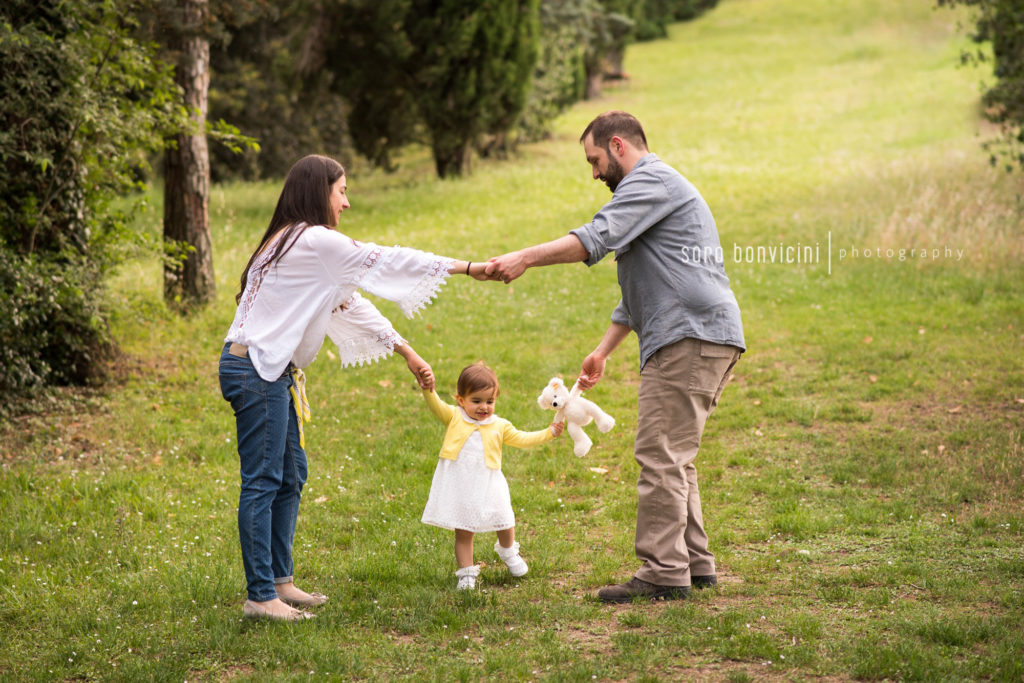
[606,45,625,78]
[163,0,214,311]
[584,58,604,100]
[432,141,470,178]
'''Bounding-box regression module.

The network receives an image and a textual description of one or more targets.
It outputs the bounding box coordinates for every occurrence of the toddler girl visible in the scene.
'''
[421,363,563,590]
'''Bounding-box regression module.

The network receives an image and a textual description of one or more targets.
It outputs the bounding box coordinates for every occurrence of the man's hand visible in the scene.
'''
[578,352,607,390]
[578,323,629,389]
[485,251,529,283]
[483,236,588,283]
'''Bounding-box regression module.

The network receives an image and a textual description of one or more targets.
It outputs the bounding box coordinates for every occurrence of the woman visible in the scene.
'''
[219,154,485,621]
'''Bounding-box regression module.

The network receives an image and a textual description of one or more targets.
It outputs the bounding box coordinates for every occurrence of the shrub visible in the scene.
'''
[0,0,181,411]
[0,251,114,405]
[939,0,1024,172]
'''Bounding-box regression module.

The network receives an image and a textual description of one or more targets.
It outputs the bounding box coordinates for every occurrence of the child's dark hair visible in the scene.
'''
[457,362,500,397]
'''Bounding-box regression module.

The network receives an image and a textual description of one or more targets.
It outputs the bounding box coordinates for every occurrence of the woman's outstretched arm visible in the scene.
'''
[447,260,494,281]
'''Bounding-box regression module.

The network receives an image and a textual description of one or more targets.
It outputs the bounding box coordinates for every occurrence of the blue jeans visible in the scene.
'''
[218,343,308,601]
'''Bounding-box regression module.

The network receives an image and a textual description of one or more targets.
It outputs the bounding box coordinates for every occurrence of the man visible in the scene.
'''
[486,110,745,602]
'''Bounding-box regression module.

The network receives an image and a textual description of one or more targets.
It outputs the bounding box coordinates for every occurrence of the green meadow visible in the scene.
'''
[2,0,1023,680]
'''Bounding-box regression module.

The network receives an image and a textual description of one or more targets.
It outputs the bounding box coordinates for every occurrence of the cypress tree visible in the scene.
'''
[410,0,539,177]
[313,0,540,177]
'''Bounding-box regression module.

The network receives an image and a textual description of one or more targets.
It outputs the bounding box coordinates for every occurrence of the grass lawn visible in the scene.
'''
[2,0,1023,680]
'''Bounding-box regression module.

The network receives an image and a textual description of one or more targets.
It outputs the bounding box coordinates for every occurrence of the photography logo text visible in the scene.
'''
[696,232,970,274]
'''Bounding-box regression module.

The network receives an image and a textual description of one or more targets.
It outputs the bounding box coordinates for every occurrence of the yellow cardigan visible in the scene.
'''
[423,390,554,470]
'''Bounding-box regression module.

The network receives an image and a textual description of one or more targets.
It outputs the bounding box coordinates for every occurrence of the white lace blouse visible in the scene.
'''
[224,224,452,381]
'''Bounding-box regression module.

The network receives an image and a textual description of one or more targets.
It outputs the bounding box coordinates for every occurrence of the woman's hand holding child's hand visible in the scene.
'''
[400,346,435,391]
[550,421,564,437]
[418,366,435,391]
[410,363,434,391]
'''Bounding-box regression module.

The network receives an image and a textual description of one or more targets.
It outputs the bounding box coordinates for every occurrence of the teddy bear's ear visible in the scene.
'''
[551,377,563,387]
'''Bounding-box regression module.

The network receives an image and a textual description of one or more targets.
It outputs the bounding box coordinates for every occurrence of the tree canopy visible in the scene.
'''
[0,0,721,407]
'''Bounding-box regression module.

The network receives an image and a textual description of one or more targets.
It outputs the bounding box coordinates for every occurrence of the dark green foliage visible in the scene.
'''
[634,0,672,41]
[207,0,717,176]
[574,0,715,101]
[939,0,1024,172]
[0,0,181,405]
[628,0,719,41]
[0,251,113,393]
[673,0,718,22]
[206,4,351,180]
[517,0,591,141]
[319,0,421,173]
[408,0,540,177]
[520,0,720,136]
[477,0,544,158]
[1,0,179,256]
[317,0,540,178]
[594,0,638,81]
[573,0,717,101]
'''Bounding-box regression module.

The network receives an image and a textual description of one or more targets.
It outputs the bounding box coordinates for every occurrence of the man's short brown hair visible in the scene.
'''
[580,110,649,151]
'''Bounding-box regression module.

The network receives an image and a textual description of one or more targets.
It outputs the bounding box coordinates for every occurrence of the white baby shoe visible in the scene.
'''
[494,541,529,577]
[455,565,480,590]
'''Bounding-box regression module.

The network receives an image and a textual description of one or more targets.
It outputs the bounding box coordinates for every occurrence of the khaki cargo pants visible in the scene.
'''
[633,337,741,587]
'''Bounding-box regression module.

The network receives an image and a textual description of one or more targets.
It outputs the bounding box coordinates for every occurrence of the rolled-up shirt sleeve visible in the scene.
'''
[610,298,631,327]
[570,165,681,267]
[568,224,607,267]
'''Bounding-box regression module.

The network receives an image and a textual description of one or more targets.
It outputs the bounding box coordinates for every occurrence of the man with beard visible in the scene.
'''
[485,110,745,603]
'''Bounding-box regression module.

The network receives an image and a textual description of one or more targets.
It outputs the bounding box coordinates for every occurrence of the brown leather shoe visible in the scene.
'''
[597,577,691,603]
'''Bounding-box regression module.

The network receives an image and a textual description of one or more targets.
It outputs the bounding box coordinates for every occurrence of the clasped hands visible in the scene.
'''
[466,251,527,284]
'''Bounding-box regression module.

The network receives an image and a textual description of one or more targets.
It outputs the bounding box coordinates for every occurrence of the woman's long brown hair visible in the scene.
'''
[235,155,346,303]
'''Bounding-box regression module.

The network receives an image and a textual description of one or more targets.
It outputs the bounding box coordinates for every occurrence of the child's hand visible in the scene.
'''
[550,421,564,437]
[403,351,435,391]
[415,365,435,391]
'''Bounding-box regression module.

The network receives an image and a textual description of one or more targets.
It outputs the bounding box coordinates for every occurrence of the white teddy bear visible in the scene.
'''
[537,377,615,457]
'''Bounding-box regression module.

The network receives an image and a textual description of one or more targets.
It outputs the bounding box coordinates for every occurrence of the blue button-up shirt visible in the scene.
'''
[571,153,745,368]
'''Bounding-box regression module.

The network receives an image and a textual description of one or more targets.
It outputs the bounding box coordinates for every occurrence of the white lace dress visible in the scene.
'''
[421,410,515,533]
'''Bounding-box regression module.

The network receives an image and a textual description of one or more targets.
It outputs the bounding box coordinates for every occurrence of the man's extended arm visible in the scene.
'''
[485,234,589,283]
